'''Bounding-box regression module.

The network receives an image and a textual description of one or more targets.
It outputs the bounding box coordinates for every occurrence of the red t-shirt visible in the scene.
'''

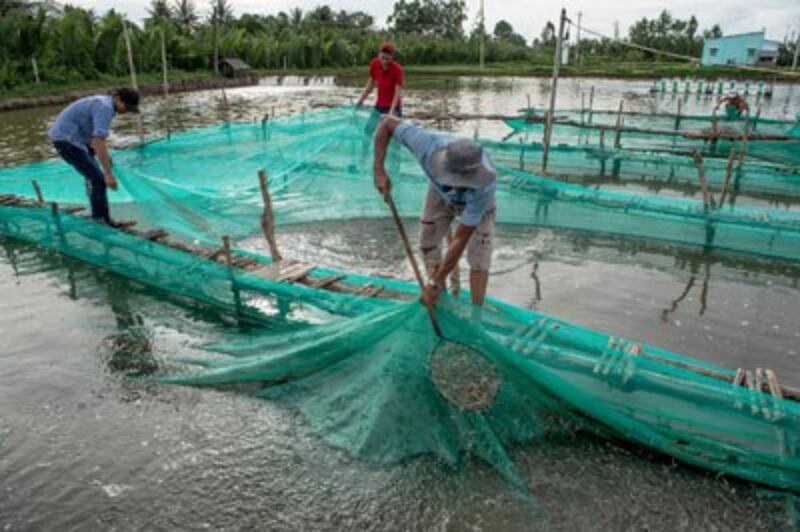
[369,58,403,109]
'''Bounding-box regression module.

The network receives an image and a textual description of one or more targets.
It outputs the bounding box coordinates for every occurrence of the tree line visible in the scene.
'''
[0,1,794,92]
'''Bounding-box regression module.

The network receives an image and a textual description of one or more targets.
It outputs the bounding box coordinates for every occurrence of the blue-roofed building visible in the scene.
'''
[701,31,781,66]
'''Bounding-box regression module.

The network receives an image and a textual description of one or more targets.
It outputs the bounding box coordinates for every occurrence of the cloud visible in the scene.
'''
[67,0,800,44]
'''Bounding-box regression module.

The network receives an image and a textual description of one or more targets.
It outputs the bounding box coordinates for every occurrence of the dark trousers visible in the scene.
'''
[53,141,110,222]
[374,105,403,117]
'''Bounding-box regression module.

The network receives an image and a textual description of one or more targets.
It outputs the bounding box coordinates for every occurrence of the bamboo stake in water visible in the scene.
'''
[692,151,712,210]
[718,147,736,207]
[31,180,44,205]
[257,169,282,262]
[613,100,624,149]
[542,8,567,173]
[222,235,243,316]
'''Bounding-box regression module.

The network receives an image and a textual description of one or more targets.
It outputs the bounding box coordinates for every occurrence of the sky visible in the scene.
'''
[69,0,800,44]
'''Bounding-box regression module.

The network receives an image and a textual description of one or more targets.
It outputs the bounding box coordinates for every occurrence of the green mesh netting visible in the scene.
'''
[517,108,798,138]
[3,106,799,260]
[505,111,800,167]
[1,106,799,493]
[483,139,800,200]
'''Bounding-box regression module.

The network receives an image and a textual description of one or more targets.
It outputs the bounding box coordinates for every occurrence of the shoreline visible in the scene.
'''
[1,62,798,113]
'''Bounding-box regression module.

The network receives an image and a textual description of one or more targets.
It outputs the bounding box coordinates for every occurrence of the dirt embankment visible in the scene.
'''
[0,76,259,112]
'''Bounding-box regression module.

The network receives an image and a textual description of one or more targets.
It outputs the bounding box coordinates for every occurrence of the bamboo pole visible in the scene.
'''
[257,169,282,262]
[599,127,605,149]
[580,93,586,124]
[587,85,595,124]
[674,98,682,130]
[692,150,711,210]
[222,235,243,316]
[122,21,144,144]
[31,180,44,205]
[542,8,567,173]
[737,108,760,170]
[718,147,736,207]
[613,100,624,149]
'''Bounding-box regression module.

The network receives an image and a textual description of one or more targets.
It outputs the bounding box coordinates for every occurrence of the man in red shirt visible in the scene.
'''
[357,42,404,117]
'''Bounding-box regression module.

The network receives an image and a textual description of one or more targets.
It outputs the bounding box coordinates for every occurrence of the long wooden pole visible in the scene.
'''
[542,7,567,173]
[385,195,442,337]
[257,169,282,262]
[122,21,144,144]
[692,150,712,210]
[613,99,624,149]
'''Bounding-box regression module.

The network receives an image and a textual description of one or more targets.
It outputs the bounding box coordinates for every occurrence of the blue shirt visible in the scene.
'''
[48,95,116,150]
[394,121,496,226]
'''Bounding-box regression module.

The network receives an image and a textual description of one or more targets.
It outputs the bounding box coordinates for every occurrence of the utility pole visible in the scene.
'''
[793,32,799,70]
[479,0,486,70]
[542,8,567,173]
[576,11,582,66]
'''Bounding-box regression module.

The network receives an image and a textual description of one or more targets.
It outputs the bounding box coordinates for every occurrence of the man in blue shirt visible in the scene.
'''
[48,88,140,224]
[373,116,496,306]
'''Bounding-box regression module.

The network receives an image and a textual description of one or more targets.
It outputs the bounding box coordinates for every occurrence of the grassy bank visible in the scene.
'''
[262,61,800,81]
[1,61,797,108]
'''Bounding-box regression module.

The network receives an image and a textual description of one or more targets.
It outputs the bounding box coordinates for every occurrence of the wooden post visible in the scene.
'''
[580,93,586,124]
[692,151,711,210]
[737,109,757,170]
[32,180,44,205]
[257,169,282,262]
[587,85,595,124]
[122,21,144,144]
[718,147,736,207]
[160,27,169,97]
[599,127,605,149]
[542,8,567,173]
[613,100,624,149]
[222,235,243,316]
[31,57,40,84]
[674,98,682,130]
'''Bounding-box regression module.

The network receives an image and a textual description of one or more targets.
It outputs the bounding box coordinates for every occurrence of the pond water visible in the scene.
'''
[1,76,799,530]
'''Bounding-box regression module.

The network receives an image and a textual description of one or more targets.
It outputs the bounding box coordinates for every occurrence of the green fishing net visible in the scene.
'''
[1,106,800,493]
[505,111,800,167]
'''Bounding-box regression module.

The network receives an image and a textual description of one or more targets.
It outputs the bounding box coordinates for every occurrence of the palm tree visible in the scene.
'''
[173,0,197,32]
[289,7,303,30]
[209,0,232,73]
[147,0,171,22]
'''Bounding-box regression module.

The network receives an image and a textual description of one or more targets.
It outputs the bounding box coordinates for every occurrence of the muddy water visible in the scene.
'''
[1,76,799,530]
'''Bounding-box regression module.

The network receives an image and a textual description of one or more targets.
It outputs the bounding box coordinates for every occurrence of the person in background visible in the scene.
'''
[357,42,404,117]
[373,116,496,307]
[715,91,749,120]
[48,88,140,225]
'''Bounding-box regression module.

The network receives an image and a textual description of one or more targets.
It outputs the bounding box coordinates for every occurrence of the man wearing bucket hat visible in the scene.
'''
[373,115,496,306]
[48,87,140,224]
